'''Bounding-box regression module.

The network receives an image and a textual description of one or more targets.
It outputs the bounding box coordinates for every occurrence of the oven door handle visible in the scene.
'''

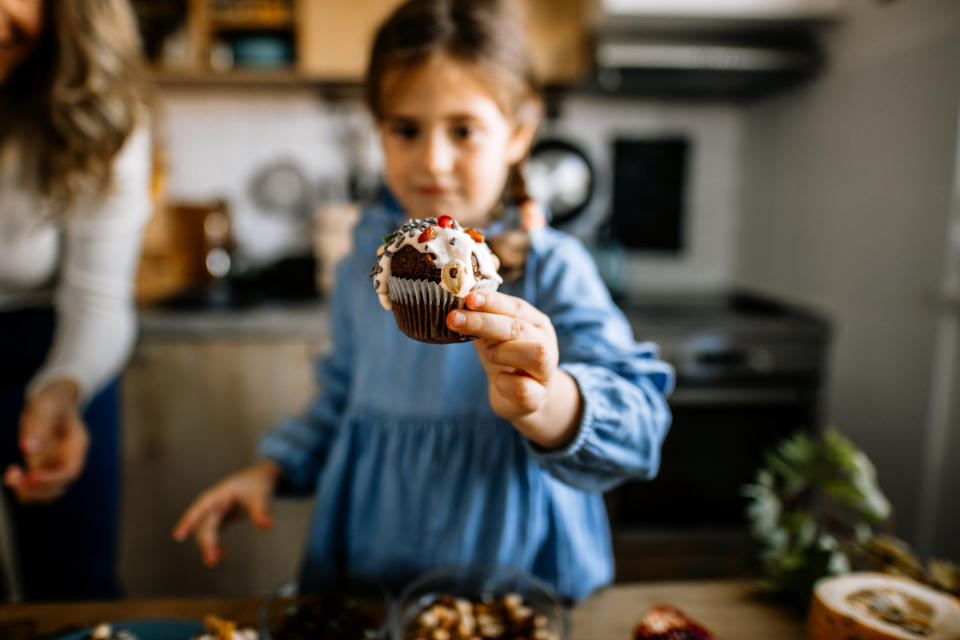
[669,386,806,407]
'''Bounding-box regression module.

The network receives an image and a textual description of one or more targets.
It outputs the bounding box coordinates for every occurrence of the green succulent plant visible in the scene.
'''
[742,428,891,606]
[743,428,960,608]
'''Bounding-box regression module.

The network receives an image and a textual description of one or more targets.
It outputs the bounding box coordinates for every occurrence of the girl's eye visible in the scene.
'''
[391,123,419,140]
[452,125,475,140]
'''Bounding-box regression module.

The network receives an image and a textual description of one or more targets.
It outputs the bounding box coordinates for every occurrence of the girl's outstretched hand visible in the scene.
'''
[172,460,280,567]
[447,291,582,449]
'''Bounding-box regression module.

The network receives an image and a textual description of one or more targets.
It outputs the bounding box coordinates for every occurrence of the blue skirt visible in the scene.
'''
[0,305,121,600]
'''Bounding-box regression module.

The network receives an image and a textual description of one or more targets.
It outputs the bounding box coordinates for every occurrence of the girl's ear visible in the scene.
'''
[506,118,539,165]
[505,98,541,164]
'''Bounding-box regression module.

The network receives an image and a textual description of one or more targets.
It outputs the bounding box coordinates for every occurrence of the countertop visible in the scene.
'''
[138,301,329,339]
[138,289,827,342]
[0,580,805,639]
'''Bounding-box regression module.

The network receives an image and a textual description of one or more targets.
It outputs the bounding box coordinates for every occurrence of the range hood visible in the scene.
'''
[589,0,844,100]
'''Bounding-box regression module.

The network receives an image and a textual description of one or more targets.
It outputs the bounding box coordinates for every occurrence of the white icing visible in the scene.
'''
[372,218,503,311]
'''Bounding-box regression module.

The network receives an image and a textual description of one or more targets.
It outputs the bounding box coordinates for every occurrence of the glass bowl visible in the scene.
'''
[259,574,390,640]
[390,565,570,640]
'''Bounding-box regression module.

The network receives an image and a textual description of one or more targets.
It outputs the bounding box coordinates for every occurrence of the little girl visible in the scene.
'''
[174,0,674,602]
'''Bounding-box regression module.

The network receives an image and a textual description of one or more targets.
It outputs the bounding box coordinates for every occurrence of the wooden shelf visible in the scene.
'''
[148,69,580,114]
[172,0,593,87]
[205,1,293,30]
[208,15,293,30]
[150,68,364,98]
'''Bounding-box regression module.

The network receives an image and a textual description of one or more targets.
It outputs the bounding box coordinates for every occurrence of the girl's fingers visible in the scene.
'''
[484,341,555,382]
[464,291,549,327]
[195,509,227,567]
[173,490,225,542]
[448,308,536,343]
[495,370,547,415]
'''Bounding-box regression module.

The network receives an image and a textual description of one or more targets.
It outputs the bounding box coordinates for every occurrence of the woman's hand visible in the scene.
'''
[3,379,89,504]
[172,460,281,567]
[447,291,582,449]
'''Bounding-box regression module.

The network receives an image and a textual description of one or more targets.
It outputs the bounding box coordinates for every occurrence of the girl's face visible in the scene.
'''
[378,54,536,229]
[0,0,44,83]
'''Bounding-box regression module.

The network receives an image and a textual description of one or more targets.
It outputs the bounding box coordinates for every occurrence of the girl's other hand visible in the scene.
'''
[4,379,89,504]
[447,291,581,448]
[172,460,281,567]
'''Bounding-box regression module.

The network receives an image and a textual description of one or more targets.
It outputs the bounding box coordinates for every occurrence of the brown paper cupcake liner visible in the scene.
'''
[386,276,472,344]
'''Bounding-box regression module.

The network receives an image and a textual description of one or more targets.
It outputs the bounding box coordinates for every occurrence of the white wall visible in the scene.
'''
[735,0,960,548]
[159,89,744,292]
[159,88,380,266]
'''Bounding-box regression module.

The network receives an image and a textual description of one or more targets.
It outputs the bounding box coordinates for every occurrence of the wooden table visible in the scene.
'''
[0,580,805,639]
[571,581,805,639]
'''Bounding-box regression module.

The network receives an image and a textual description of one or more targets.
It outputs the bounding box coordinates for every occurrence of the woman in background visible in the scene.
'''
[0,0,152,600]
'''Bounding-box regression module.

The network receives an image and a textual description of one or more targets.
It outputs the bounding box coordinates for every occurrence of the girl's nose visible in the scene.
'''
[421,131,454,174]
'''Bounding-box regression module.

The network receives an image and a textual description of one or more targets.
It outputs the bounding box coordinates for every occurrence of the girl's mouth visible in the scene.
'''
[417,186,448,196]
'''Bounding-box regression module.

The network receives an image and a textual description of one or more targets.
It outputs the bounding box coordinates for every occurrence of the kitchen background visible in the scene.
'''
[6,0,957,601]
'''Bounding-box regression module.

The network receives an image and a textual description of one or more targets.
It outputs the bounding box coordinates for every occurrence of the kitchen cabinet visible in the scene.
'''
[163,0,594,86]
[523,0,596,86]
[297,0,595,84]
[119,335,326,597]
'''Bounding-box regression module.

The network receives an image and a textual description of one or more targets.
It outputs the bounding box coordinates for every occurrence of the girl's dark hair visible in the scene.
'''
[365,0,542,279]
[365,0,541,127]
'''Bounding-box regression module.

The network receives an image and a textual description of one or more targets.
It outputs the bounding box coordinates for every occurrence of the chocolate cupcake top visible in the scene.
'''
[371,216,502,311]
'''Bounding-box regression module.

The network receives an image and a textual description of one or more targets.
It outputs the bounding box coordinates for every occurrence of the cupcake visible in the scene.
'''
[371,215,502,344]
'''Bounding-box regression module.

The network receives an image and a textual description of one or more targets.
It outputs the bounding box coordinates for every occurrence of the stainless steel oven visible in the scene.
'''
[609,291,830,580]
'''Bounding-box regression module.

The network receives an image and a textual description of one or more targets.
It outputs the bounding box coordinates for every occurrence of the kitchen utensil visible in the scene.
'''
[248,160,312,220]
[524,139,594,227]
[313,201,360,295]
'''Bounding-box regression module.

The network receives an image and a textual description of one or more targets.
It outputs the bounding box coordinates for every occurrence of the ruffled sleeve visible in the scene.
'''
[257,256,356,495]
[524,232,675,493]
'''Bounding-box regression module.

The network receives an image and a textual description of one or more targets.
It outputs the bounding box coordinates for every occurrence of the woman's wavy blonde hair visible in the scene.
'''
[0,0,149,213]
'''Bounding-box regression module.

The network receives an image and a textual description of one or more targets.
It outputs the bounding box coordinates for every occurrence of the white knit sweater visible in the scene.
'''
[0,125,151,404]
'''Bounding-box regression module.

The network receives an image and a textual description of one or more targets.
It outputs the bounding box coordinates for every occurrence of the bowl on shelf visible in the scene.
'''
[391,565,570,640]
[259,574,390,640]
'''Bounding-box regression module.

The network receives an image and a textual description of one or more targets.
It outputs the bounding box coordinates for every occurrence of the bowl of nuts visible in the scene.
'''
[390,565,569,640]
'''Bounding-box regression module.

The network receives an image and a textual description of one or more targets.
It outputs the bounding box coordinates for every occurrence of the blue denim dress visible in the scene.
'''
[259,204,674,601]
